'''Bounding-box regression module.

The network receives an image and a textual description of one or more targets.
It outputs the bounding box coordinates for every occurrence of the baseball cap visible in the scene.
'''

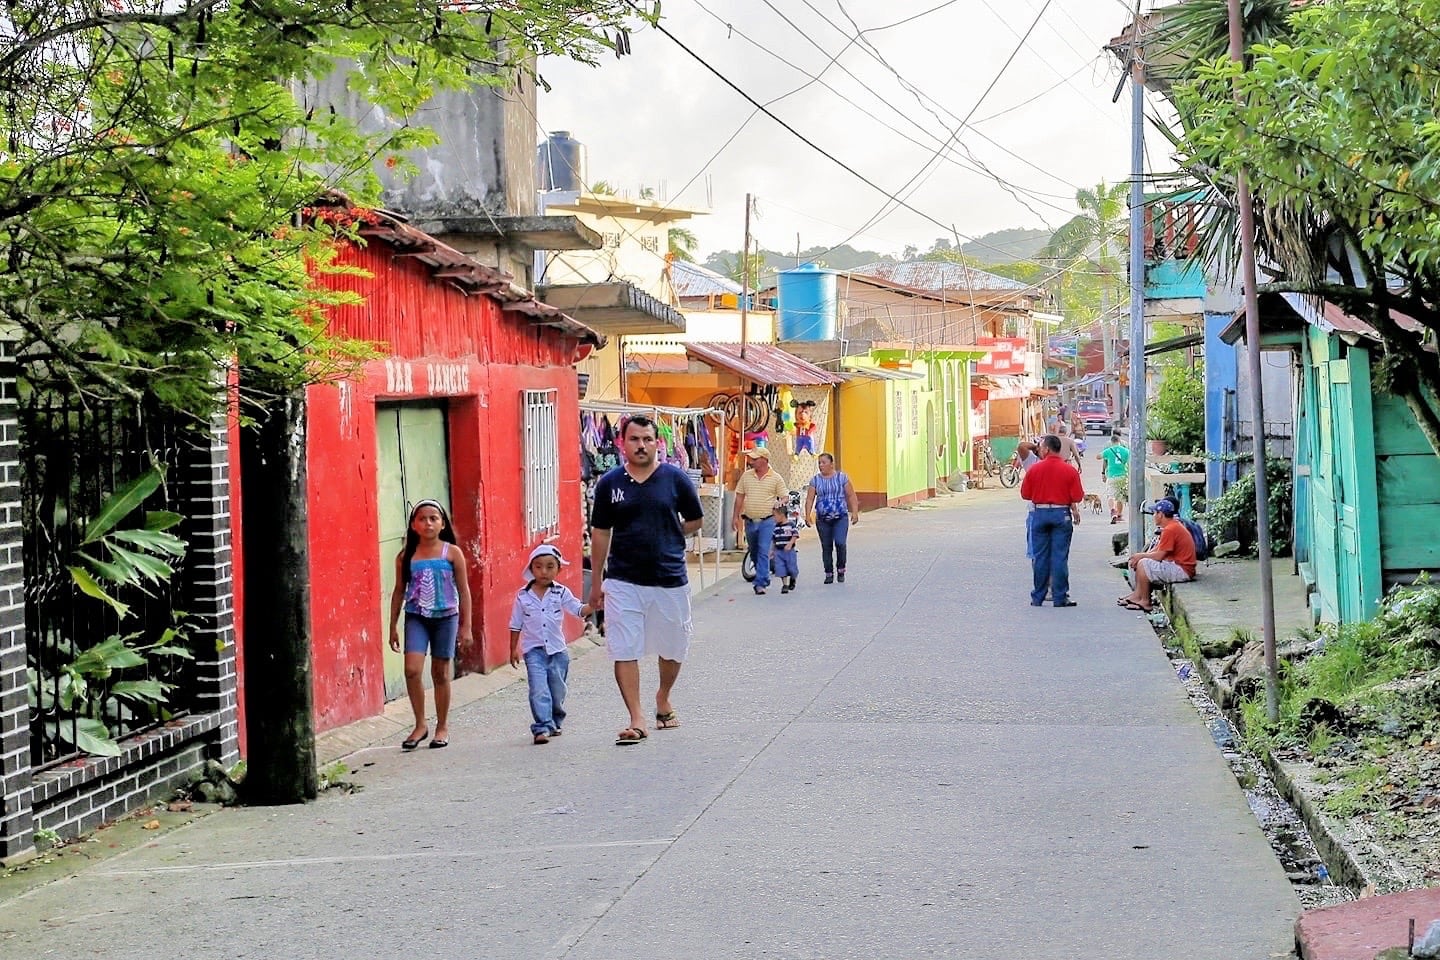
[521,543,569,582]
[1153,500,1177,516]
[745,446,771,459]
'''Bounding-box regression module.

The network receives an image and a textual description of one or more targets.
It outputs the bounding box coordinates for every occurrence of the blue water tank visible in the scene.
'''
[537,131,587,192]
[776,263,837,341]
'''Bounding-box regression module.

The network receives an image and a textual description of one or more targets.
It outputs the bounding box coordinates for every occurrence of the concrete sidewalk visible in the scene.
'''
[1,488,1297,959]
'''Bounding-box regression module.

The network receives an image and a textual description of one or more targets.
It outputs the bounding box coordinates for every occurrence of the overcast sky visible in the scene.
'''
[536,0,1151,261]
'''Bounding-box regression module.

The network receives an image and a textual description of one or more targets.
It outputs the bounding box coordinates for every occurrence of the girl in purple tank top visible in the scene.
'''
[388,499,472,751]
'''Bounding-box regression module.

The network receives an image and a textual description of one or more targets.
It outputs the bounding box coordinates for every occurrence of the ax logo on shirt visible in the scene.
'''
[611,487,626,504]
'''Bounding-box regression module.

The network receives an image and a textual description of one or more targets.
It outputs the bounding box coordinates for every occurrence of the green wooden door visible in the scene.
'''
[1328,358,1365,621]
[1311,354,1341,623]
[376,402,452,700]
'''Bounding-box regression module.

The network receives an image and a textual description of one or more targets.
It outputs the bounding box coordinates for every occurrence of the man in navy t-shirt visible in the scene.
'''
[589,415,704,745]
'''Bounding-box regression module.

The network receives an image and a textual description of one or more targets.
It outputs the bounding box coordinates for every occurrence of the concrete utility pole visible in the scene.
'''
[1126,32,1148,560]
[1227,0,1280,721]
[740,192,751,359]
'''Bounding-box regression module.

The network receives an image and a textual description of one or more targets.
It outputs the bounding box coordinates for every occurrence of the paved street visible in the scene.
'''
[2,484,1298,959]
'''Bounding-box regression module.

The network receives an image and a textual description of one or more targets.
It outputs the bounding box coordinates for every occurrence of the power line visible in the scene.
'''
[819,0,1060,258]
[689,0,1076,220]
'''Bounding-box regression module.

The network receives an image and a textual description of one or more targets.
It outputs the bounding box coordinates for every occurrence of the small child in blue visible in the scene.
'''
[770,502,800,594]
[509,544,592,745]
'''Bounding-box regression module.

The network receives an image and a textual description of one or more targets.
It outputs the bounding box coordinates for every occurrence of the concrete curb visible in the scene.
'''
[1161,589,1375,893]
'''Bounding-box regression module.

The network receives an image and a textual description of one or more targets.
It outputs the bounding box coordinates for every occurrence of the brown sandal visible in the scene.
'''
[655,711,681,730]
[615,727,648,745]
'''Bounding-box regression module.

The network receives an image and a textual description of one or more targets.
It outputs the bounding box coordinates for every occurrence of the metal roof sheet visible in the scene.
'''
[671,260,744,298]
[846,260,1035,294]
[313,195,604,346]
[684,342,843,386]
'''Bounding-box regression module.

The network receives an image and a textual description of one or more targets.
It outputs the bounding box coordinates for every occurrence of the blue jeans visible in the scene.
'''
[771,548,799,581]
[1030,508,1074,605]
[1024,510,1034,559]
[522,647,569,735]
[745,516,776,588]
[814,515,849,575]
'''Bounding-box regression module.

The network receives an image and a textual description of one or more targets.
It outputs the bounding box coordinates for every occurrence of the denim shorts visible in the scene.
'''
[403,613,459,660]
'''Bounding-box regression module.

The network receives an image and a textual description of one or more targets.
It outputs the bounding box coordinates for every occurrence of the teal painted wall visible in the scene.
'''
[1373,393,1440,575]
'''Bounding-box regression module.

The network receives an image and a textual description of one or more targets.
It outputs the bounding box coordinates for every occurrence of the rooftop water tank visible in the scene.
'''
[776,263,837,341]
[537,131,586,192]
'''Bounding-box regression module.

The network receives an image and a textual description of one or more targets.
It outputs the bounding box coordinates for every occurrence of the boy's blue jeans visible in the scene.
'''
[523,647,570,735]
[771,548,799,582]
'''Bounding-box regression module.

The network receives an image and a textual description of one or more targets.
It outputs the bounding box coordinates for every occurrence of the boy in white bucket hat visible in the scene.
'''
[509,544,592,744]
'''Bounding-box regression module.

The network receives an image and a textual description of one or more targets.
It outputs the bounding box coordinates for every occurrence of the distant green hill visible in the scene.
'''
[960,228,1050,263]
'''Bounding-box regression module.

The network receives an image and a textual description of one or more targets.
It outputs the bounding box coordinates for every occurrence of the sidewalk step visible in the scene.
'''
[1295,887,1440,959]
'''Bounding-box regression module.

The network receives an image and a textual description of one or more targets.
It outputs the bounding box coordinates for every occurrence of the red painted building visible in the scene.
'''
[231,207,602,736]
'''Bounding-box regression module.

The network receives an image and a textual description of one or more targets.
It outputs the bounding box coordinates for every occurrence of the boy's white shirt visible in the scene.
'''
[509,583,584,655]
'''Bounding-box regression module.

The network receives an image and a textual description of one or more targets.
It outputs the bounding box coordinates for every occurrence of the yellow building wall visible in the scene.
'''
[837,379,887,501]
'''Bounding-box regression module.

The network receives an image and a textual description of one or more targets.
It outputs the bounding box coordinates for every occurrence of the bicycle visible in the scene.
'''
[977,439,1020,488]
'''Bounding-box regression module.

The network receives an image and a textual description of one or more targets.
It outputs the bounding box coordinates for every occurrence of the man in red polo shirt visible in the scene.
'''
[1018,434,1085,607]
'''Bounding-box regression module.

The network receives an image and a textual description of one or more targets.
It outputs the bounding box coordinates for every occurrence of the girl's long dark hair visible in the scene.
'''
[402,500,458,584]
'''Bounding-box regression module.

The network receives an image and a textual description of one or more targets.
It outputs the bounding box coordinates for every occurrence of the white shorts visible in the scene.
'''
[1139,558,1192,584]
[603,580,693,663]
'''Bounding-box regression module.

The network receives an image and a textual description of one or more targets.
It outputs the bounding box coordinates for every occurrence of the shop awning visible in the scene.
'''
[536,281,686,335]
[973,375,1032,399]
[684,342,843,386]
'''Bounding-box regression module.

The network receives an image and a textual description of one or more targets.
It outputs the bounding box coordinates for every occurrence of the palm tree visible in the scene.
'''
[588,179,617,196]
[1042,181,1129,322]
[668,227,698,263]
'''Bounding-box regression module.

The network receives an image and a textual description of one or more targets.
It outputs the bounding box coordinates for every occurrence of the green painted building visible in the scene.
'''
[1229,295,1440,623]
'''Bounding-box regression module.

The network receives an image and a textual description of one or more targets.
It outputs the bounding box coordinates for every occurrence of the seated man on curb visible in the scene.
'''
[1116,499,1196,611]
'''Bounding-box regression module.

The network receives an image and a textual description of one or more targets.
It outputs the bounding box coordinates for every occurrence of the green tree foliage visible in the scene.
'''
[667,227,698,263]
[1165,0,1440,456]
[1040,181,1129,327]
[2,1,651,418]
[1148,364,1205,454]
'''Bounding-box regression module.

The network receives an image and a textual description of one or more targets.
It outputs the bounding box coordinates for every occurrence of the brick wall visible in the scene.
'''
[0,341,33,861]
[0,370,241,863]
[183,412,241,767]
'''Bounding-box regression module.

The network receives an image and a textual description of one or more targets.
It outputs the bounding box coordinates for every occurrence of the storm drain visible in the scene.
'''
[1169,657,1356,911]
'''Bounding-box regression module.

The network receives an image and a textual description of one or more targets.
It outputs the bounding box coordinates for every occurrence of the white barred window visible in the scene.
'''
[911,391,920,436]
[524,389,560,535]
[894,390,903,439]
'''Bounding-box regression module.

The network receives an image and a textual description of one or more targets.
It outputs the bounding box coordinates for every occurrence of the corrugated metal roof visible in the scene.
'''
[624,352,690,374]
[671,260,744,298]
[312,193,604,346]
[846,260,1035,294]
[684,342,843,386]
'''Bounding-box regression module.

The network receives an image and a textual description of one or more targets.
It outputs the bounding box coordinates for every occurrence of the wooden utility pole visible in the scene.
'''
[239,386,319,804]
[1227,0,1280,721]
[740,192,752,359]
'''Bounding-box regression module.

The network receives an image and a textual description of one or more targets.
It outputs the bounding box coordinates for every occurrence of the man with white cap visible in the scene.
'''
[731,445,791,595]
[589,415,705,745]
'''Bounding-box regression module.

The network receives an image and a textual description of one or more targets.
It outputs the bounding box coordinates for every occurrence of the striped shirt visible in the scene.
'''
[772,519,798,551]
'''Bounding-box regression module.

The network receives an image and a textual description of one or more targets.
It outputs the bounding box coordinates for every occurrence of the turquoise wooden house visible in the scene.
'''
[1224,294,1440,624]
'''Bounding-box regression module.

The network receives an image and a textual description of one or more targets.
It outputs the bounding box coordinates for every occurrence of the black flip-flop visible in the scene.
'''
[615,727,648,746]
[401,728,429,750]
[428,738,448,749]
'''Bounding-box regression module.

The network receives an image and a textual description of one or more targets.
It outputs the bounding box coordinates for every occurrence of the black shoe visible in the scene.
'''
[1054,600,1078,608]
[837,571,846,583]
[824,574,834,584]
[780,584,790,594]
[788,577,797,591]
